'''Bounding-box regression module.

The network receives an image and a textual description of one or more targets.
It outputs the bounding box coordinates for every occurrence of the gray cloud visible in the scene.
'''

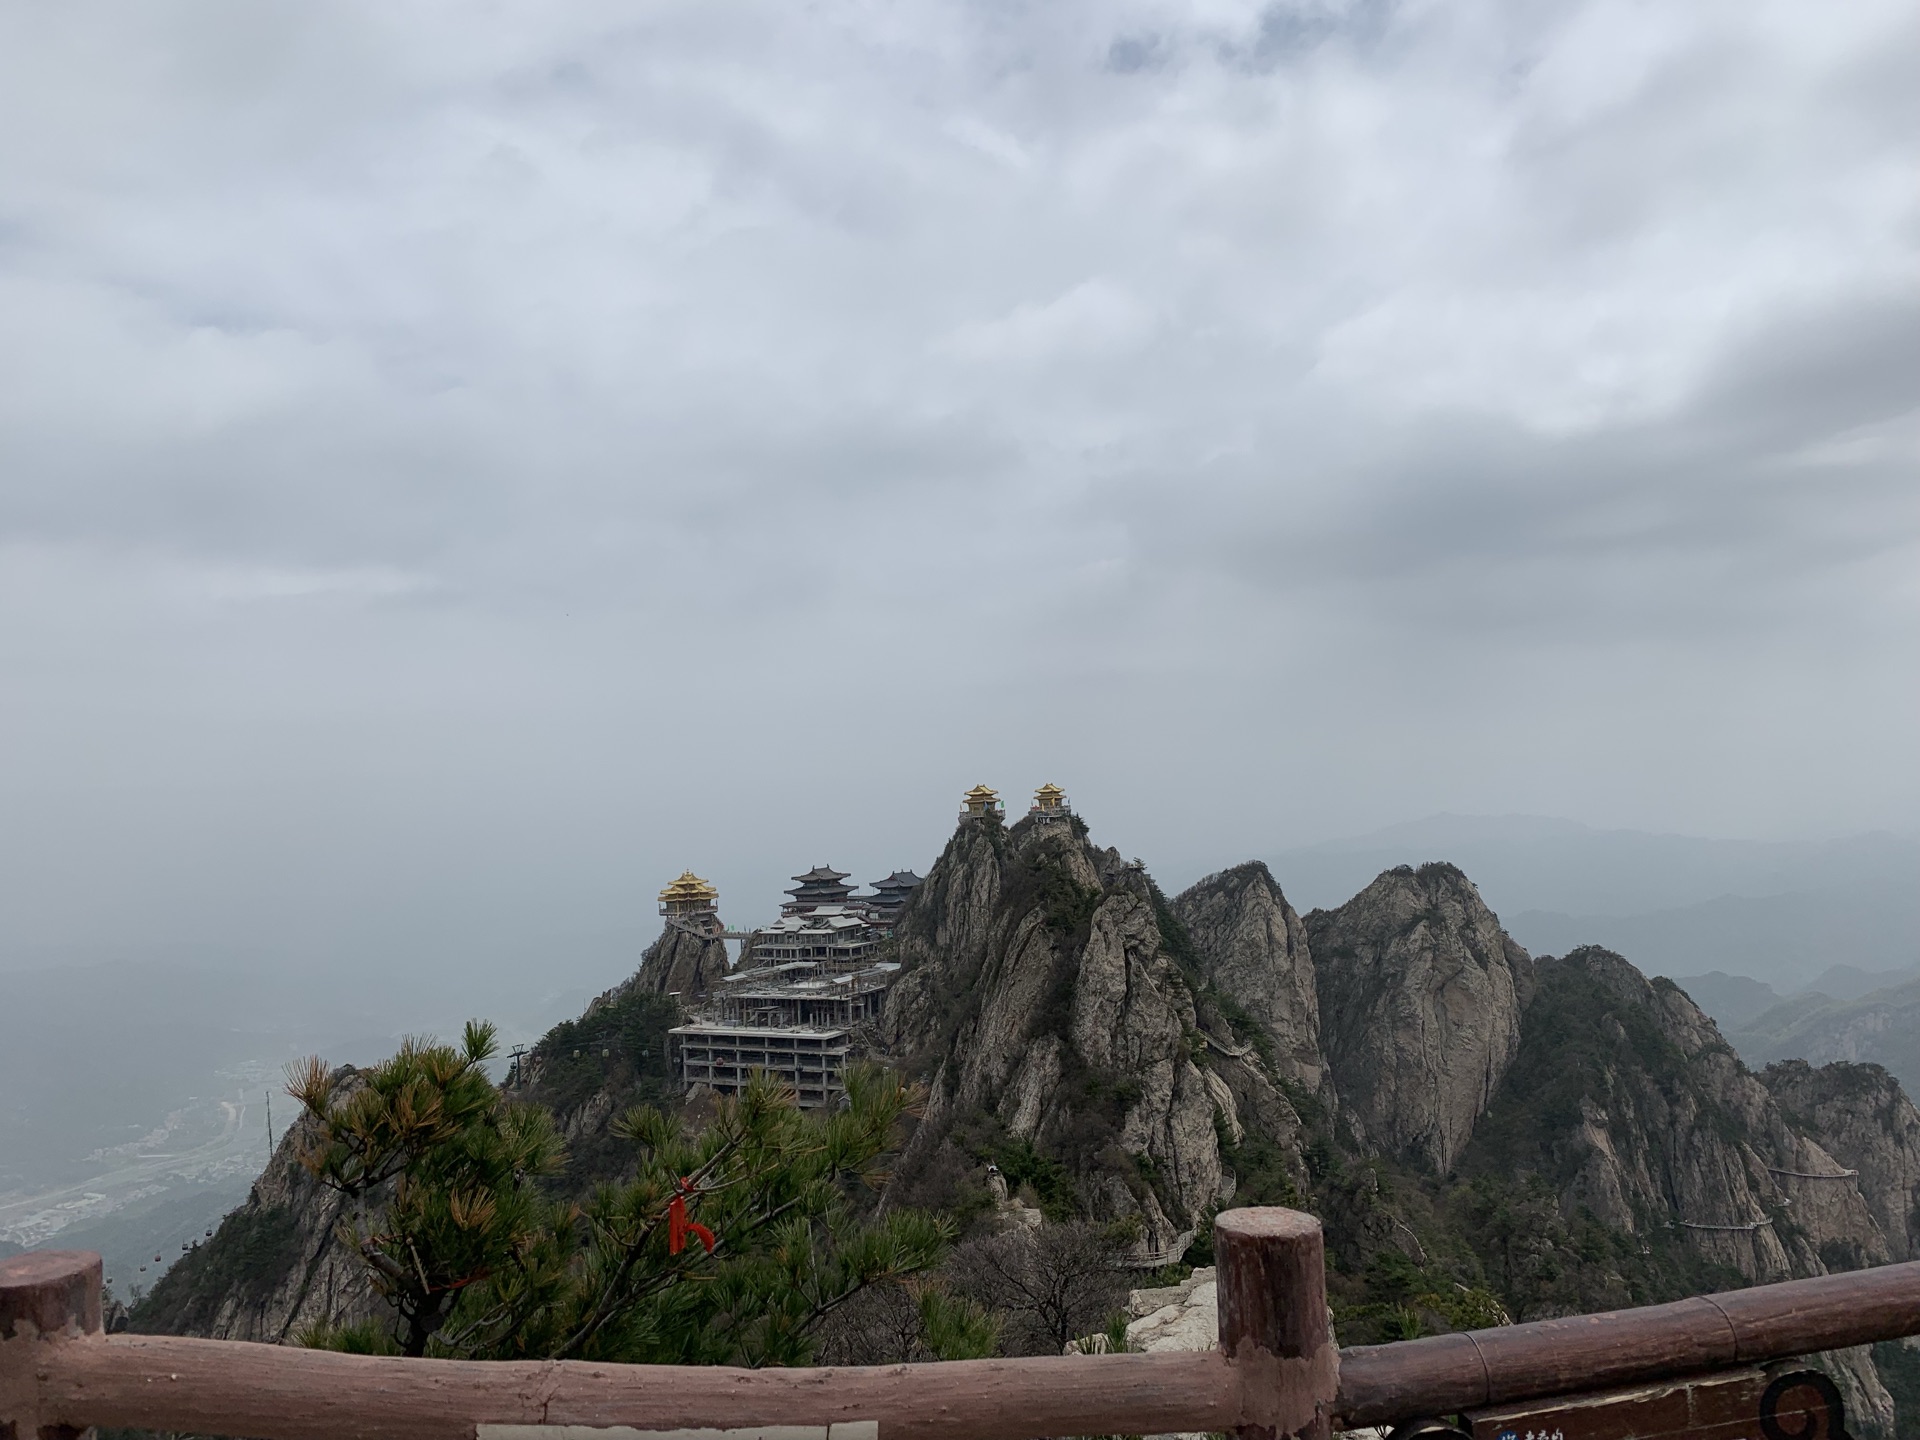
[0,0,1914,978]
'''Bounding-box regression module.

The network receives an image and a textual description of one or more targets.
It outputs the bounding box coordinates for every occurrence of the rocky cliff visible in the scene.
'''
[1170,862,1327,1096]
[884,814,1306,1257]
[1447,946,1900,1432]
[1762,1058,1920,1265]
[132,978,683,1341]
[1308,863,1533,1173]
[130,1072,380,1344]
[1461,950,1888,1285]
[628,921,730,999]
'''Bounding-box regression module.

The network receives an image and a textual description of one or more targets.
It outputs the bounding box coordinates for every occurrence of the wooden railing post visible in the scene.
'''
[1215,1207,1337,1440]
[0,1250,102,1440]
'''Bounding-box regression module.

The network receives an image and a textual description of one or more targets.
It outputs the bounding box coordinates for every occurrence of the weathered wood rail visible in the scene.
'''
[4,1206,1918,1440]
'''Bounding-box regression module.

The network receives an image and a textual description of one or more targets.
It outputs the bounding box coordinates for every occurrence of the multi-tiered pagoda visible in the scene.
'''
[781,865,855,916]
[960,784,1004,820]
[657,870,722,936]
[1029,783,1071,823]
[863,869,923,924]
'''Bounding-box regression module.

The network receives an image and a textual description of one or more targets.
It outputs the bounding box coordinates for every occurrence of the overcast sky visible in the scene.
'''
[1,0,1915,977]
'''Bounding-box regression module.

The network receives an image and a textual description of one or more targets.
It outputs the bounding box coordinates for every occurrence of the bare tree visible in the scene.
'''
[946,1222,1127,1355]
[810,1278,999,1365]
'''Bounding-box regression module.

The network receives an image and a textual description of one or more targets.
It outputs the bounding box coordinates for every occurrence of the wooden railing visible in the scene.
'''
[5,1206,1918,1440]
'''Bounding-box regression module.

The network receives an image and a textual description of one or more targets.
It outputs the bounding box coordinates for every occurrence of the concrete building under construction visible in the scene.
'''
[671,1023,851,1109]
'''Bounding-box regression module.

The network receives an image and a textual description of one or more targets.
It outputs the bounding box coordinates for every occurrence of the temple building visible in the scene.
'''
[781,865,855,916]
[1029,783,1071,823]
[861,869,923,925]
[747,907,879,967]
[960,784,1004,820]
[657,870,722,936]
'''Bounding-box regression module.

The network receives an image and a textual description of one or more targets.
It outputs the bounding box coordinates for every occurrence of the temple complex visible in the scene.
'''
[663,788,1024,1106]
[1029,782,1071,823]
[665,862,908,1107]
[708,958,897,1029]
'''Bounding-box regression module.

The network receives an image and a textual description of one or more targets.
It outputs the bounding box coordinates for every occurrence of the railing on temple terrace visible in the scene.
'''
[5,1207,1913,1440]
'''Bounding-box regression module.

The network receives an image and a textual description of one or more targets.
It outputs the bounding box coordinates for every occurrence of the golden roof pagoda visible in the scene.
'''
[1030,782,1070,819]
[960,783,1004,818]
[658,869,720,915]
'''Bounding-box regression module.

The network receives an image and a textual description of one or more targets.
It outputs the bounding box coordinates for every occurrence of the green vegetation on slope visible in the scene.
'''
[131,1203,302,1337]
[1256,954,1760,1342]
[280,1023,984,1365]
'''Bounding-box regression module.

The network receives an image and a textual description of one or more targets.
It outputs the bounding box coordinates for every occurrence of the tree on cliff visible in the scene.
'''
[287,1022,993,1363]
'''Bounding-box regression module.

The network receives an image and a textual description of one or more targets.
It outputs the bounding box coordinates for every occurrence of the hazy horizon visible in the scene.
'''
[3,805,1909,980]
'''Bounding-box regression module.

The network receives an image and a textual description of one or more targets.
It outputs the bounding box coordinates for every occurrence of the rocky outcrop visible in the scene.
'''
[130,1073,380,1343]
[512,973,685,1181]
[1450,947,1904,1432]
[628,922,730,999]
[883,817,1007,1032]
[886,816,1303,1253]
[1763,1059,1920,1264]
[1466,950,1898,1284]
[1124,1265,1217,1352]
[1308,864,1533,1173]
[1172,863,1327,1095]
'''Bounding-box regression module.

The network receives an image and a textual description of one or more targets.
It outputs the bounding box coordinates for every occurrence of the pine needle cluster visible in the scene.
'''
[288,1023,993,1363]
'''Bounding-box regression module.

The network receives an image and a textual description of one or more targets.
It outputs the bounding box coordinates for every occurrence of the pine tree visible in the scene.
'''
[287,1022,993,1363]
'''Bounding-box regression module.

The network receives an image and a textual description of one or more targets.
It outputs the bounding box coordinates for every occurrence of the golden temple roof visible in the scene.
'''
[658,869,719,906]
[964,784,1000,802]
[1033,782,1066,805]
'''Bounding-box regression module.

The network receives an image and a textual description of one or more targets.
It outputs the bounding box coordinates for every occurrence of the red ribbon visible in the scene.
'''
[667,1176,716,1255]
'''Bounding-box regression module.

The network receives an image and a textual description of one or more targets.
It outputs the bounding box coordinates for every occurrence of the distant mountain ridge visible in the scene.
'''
[1509,878,1918,990]
[1264,816,1917,992]
[1728,976,1920,1096]
[1271,813,1916,914]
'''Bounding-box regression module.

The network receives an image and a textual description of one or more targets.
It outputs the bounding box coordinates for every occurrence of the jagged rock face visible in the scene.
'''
[884,817,1005,1009]
[628,922,730,998]
[1171,863,1326,1094]
[886,818,1272,1250]
[1820,1348,1900,1440]
[1468,949,1892,1285]
[1308,863,1534,1173]
[1763,1059,1920,1263]
[131,1074,381,1343]
[1295,938,1905,1431]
